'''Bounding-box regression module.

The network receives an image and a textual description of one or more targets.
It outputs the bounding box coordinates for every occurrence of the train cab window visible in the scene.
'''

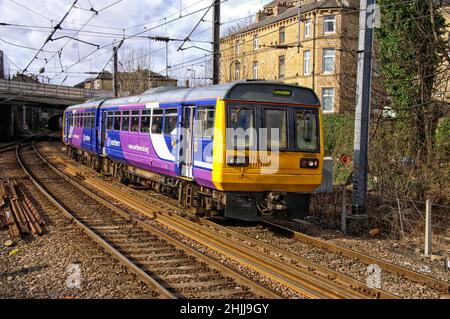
[163,109,178,135]
[106,112,114,130]
[295,109,318,151]
[151,109,163,134]
[263,109,287,149]
[113,111,121,131]
[195,106,215,139]
[227,106,255,149]
[122,111,130,131]
[131,111,140,132]
[68,114,73,128]
[140,110,151,133]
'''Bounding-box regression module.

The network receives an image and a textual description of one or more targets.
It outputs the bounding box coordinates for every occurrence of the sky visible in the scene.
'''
[0,0,270,86]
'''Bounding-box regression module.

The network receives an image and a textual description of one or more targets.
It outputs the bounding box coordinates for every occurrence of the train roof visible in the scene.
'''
[66,98,110,111]
[68,81,320,110]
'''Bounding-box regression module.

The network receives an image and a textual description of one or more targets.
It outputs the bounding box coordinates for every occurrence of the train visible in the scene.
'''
[62,81,324,221]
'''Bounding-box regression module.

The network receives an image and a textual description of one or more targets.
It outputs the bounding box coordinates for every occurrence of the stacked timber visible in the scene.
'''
[0,179,45,238]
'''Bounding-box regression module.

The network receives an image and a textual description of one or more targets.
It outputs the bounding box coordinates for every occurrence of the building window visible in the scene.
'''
[235,62,240,80]
[305,18,311,38]
[235,39,240,56]
[303,50,311,75]
[278,55,285,79]
[279,26,286,44]
[324,15,336,34]
[253,61,258,79]
[322,88,334,113]
[323,48,335,74]
[253,34,258,50]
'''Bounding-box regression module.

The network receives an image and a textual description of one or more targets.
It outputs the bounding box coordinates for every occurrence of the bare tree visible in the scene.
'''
[222,16,254,38]
[116,44,154,96]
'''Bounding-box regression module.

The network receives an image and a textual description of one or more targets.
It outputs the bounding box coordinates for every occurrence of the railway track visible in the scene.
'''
[18,140,279,299]
[38,141,401,299]
[0,141,19,154]
[260,220,450,294]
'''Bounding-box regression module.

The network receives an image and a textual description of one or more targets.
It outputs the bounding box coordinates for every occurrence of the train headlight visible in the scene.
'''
[227,156,249,167]
[300,158,319,169]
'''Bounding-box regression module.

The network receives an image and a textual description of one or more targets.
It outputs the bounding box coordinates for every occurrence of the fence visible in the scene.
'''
[310,185,450,254]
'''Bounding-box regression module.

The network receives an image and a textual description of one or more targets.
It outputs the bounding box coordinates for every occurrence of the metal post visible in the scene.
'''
[212,0,220,85]
[425,199,432,256]
[0,50,4,80]
[165,41,169,77]
[113,40,124,98]
[341,184,347,234]
[113,46,118,97]
[352,0,375,215]
[10,104,14,138]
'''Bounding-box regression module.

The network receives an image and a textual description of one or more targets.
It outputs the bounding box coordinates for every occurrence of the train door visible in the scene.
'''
[193,105,215,171]
[180,105,194,179]
[100,110,107,155]
[63,112,68,143]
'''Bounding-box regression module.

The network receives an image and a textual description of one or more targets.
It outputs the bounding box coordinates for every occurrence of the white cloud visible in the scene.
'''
[0,0,272,85]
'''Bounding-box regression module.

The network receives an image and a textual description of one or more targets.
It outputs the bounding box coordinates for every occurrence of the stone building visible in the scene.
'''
[220,0,359,113]
[74,71,113,91]
[74,70,178,97]
[116,69,178,97]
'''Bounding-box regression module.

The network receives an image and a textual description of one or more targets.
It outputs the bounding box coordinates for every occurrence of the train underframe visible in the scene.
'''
[67,146,310,221]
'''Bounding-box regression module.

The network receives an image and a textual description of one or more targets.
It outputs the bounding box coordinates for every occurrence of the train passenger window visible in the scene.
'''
[295,109,318,151]
[151,109,163,134]
[131,111,140,132]
[140,110,151,133]
[122,111,130,131]
[85,113,90,128]
[113,111,121,131]
[195,106,215,139]
[263,109,287,149]
[106,112,113,130]
[90,113,95,128]
[227,106,255,149]
[163,109,178,135]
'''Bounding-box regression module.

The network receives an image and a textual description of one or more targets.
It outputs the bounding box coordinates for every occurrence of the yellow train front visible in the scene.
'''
[62,81,324,221]
[206,81,324,220]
